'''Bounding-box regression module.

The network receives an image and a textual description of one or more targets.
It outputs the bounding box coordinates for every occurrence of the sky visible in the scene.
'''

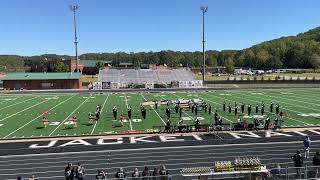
[0,0,320,56]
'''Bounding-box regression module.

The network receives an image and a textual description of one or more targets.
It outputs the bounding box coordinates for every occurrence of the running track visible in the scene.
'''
[1,135,320,179]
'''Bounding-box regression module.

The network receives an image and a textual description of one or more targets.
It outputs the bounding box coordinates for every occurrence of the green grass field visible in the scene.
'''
[0,89,319,139]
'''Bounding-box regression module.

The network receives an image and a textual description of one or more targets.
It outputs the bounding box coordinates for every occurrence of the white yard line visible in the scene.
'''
[0,96,38,111]
[0,99,49,122]
[90,94,110,135]
[140,93,166,125]
[124,94,133,131]
[3,95,75,138]
[49,97,89,136]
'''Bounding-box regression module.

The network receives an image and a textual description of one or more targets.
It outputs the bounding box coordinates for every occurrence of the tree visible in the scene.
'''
[54,61,68,72]
[95,61,104,71]
[309,54,320,70]
[225,65,235,74]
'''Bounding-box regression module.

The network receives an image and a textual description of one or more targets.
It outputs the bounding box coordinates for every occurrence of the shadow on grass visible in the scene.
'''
[82,123,94,126]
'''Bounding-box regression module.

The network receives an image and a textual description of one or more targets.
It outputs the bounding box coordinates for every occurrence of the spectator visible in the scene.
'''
[96,169,107,180]
[65,163,73,180]
[29,175,37,180]
[159,165,169,180]
[71,166,77,180]
[142,166,151,180]
[153,167,160,180]
[303,136,311,158]
[76,163,85,180]
[132,168,140,180]
[115,168,127,180]
[292,150,303,177]
[313,151,320,178]
[17,177,22,180]
[269,164,281,178]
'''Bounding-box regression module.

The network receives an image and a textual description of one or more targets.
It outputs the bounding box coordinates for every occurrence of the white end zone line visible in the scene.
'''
[3,140,320,159]
[49,97,89,136]
[91,94,110,135]
[0,99,49,122]
[3,95,76,138]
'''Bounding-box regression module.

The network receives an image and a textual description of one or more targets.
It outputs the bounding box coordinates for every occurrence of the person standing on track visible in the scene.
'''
[96,169,107,180]
[291,150,303,177]
[303,136,311,158]
[132,168,140,180]
[65,163,73,180]
[142,166,151,179]
[76,163,85,180]
[313,151,320,178]
[159,165,169,180]
[115,168,127,180]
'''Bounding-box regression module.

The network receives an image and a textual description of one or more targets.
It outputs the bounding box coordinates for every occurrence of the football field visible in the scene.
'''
[0,88,319,139]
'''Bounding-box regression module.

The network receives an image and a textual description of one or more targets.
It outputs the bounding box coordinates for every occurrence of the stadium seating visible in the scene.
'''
[98,68,196,84]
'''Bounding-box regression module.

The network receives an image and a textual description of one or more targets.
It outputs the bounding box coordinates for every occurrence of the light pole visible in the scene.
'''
[200,6,208,82]
[70,4,80,72]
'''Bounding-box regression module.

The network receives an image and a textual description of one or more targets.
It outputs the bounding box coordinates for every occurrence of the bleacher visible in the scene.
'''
[98,68,196,84]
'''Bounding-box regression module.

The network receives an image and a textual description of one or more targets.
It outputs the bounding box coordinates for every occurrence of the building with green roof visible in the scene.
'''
[2,72,82,90]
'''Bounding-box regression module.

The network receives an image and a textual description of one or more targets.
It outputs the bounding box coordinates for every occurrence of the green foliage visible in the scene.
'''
[54,61,69,72]
[225,65,235,74]
[95,61,104,71]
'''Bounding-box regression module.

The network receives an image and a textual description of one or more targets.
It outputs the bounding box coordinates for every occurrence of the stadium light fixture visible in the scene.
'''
[200,6,208,83]
[70,4,80,72]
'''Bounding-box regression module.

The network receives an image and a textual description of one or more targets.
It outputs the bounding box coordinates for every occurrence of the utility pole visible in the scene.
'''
[200,6,208,82]
[70,4,80,72]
